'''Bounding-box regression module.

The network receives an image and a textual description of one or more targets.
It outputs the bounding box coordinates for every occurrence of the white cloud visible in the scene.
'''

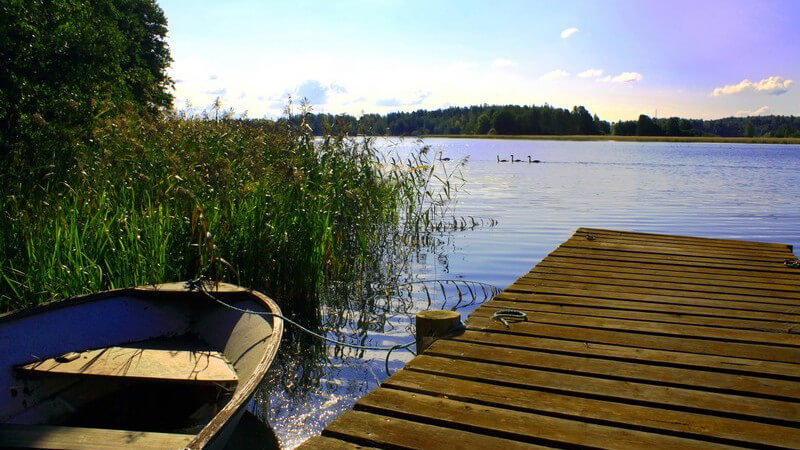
[540,69,570,81]
[560,27,579,39]
[735,105,770,116]
[491,58,517,69]
[712,76,793,96]
[376,91,431,107]
[296,80,330,105]
[578,69,604,78]
[754,76,793,94]
[600,72,643,84]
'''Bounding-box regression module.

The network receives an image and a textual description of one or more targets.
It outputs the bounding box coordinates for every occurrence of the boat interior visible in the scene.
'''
[0,284,281,449]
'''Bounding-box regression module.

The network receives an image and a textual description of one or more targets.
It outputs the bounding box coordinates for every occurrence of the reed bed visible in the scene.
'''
[0,107,458,324]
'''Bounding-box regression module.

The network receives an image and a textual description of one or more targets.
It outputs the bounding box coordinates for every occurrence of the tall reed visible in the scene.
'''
[0,106,454,325]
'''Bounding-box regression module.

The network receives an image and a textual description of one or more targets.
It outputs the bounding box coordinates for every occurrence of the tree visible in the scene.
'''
[492,109,516,134]
[0,0,173,170]
[613,120,637,135]
[572,106,595,134]
[476,113,491,134]
[744,120,754,137]
[636,114,661,136]
[665,117,681,136]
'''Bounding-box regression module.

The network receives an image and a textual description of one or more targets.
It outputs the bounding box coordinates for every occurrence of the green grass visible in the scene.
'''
[425,134,800,144]
[0,109,452,324]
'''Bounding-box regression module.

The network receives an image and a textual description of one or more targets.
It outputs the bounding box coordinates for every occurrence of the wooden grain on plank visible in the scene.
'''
[531,265,800,292]
[518,271,800,300]
[383,369,800,448]
[297,436,377,449]
[492,292,800,325]
[550,247,795,272]
[562,237,791,262]
[0,424,194,449]
[501,283,800,314]
[466,316,800,363]
[357,387,728,449]
[323,410,543,450]
[538,257,800,286]
[570,233,793,258]
[449,330,800,379]
[510,277,800,307]
[485,298,798,333]
[425,338,800,400]
[577,228,792,251]
[404,355,800,424]
[470,305,800,347]
[18,346,238,383]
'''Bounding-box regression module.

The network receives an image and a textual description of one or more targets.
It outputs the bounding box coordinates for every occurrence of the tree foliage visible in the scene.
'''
[298,104,613,136]
[0,0,173,178]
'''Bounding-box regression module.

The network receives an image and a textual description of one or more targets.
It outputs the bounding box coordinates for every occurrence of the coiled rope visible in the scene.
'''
[490,309,528,327]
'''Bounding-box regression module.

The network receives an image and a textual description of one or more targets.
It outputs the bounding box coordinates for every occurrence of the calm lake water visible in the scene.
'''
[261,138,800,448]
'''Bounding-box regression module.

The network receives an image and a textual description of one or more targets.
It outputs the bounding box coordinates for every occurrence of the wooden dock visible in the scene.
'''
[300,228,800,449]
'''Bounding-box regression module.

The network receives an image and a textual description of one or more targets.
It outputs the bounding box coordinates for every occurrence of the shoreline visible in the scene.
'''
[422,134,800,145]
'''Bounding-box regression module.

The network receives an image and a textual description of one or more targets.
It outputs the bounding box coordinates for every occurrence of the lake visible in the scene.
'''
[261,138,800,448]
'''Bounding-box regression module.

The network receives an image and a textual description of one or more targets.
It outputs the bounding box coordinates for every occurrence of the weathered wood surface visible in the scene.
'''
[299,228,800,449]
[0,424,194,449]
[18,346,238,383]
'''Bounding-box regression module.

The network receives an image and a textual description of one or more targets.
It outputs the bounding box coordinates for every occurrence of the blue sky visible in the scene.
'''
[161,0,800,121]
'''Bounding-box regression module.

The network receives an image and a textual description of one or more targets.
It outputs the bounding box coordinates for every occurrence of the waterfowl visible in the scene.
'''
[528,156,541,163]
[441,157,451,161]
[511,154,521,162]
[497,155,508,162]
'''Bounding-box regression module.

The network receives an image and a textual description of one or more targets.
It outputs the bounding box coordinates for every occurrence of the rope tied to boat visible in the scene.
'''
[185,278,418,376]
[785,258,800,269]
[491,309,527,327]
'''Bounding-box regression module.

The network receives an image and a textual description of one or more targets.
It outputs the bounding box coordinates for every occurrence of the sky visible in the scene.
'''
[160,0,800,122]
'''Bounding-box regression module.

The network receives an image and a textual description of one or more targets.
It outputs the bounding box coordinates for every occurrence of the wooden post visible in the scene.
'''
[415,310,462,354]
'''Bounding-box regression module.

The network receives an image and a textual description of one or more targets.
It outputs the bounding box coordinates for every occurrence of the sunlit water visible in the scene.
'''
[261,138,800,448]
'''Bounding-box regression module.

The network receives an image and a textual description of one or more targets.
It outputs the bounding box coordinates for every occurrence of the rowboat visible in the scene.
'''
[0,282,283,449]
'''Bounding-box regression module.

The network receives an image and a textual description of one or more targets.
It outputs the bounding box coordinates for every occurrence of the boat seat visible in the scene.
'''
[0,423,194,449]
[17,346,238,384]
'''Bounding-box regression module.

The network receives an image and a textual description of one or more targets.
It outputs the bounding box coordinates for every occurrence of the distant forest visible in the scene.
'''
[292,104,800,138]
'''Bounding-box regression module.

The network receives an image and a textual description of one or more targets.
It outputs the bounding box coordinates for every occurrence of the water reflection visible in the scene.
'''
[254,138,800,448]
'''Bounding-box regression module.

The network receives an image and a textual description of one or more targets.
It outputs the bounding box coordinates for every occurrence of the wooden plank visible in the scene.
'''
[518,271,800,300]
[383,369,800,448]
[404,355,800,424]
[485,298,799,333]
[577,228,793,251]
[493,292,800,325]
[470,305,800,347]
[502,282,800,314]
[539,257,800,286]
[510,277,800,307]
[18,346,237,383]
[569,233,794,258]
[0,424,194,449]
[562,237,792,262]
[550,247,796,273]
[466,316,800,363]
[425,338,800,400]
[323,410,543,449]
[356,388,728,449]
[532,264,800,292]
[297,436,377,449]
[449,330,800,379]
